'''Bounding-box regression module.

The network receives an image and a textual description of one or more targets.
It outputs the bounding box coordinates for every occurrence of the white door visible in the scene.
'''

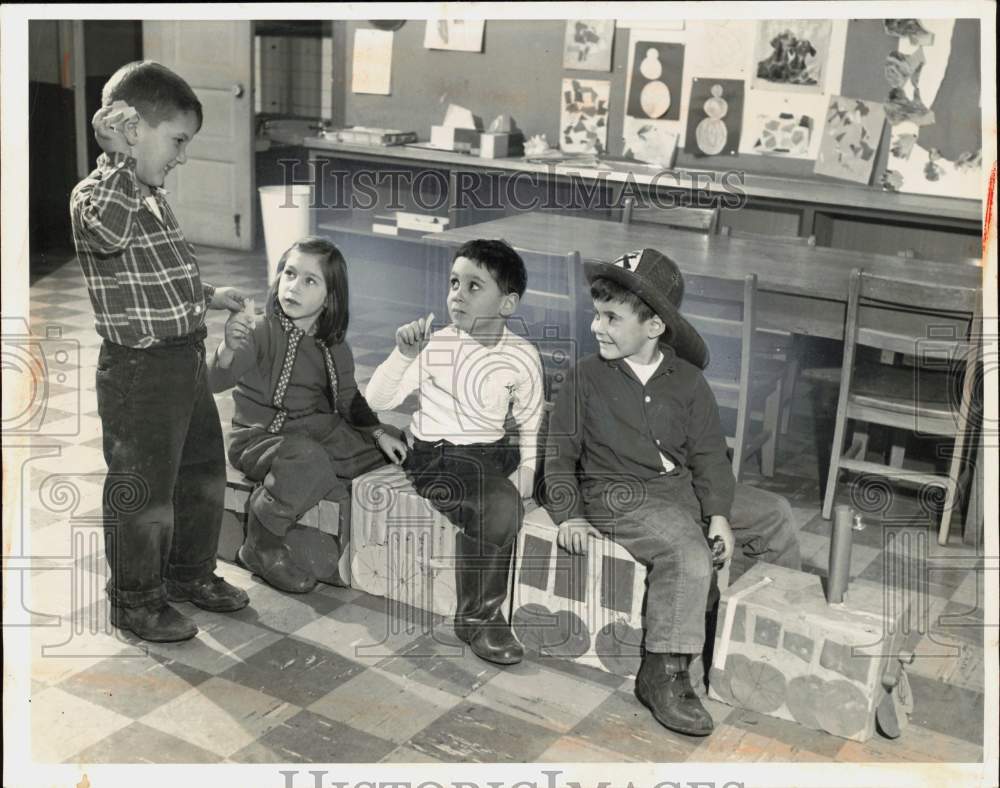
[143,21,254,250]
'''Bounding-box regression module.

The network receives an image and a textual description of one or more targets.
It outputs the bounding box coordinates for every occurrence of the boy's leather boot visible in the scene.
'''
[453,533,522,665]
[238,489,317,594]
[110,601,198,642]
[635,651,714,736]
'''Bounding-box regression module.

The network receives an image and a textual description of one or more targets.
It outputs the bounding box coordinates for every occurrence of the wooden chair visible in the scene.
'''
[684,272,786,481]
[721,226,817,436]
[621,196,720,234]
[821,269,980,544]
[518,249,585,377]
[721,225,817,246]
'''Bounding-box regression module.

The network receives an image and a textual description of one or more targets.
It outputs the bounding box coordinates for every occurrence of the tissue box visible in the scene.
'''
[479,132,525,159]
[708,562,912,742]
[430,125,480,152]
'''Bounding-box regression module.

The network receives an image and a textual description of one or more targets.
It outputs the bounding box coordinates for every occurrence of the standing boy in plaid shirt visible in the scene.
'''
[71,61,250,642]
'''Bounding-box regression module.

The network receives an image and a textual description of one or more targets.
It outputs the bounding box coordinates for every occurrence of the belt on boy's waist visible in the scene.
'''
[153,326,208,347]
[411,435,509,453]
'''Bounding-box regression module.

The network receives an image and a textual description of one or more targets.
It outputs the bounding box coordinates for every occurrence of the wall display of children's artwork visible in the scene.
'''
[423,20,485,52]
[622,117,679,166]
[559,78,610,155]
[352,29,393,95]
[814,97,886,184]
[752,20,835,93]
[684,78,744,157]
[563,20,615,71]
[740,21,847,161]
[626,41,684,121]
[878,19,982,200]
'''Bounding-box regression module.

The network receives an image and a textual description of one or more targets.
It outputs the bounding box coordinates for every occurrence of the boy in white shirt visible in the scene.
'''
[366,240,544,665]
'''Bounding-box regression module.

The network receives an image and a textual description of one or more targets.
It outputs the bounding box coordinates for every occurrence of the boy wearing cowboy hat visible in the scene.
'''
[543,247,800,737]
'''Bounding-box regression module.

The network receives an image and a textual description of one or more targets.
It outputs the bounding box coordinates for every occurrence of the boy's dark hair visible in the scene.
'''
[590,276,657,322]
[266,236,350,346]
[453,239,527,297]
[102,60,203,130]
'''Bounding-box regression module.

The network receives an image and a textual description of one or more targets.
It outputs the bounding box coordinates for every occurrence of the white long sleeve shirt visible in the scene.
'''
[365,325,545,476]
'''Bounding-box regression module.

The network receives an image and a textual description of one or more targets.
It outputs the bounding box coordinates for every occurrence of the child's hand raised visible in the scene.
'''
[224,308,253,352]
[395,312,435,358]
[92,101,136,156]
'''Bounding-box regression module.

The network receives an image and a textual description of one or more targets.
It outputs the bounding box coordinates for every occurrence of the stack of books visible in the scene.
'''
[371,211,451,237]
[322,127,418,146]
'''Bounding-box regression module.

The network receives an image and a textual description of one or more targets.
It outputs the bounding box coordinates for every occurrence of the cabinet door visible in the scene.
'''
[143,21,254,250]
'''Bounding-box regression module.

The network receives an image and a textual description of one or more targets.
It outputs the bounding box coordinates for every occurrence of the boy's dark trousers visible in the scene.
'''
[96,333,225,608]
[403,437,523,640]
[584,469,801,655]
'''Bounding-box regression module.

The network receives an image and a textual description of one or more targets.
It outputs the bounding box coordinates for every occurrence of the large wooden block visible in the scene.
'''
[708,562,912,742]
[350,464,460,617]
[221,465,351,587]
[511,508,728,684]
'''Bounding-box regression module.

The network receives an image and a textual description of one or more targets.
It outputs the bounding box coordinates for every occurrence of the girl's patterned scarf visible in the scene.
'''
[267,311,339,433]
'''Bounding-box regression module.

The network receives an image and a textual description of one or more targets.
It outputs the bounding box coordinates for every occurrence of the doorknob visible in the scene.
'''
[232,83,245,98]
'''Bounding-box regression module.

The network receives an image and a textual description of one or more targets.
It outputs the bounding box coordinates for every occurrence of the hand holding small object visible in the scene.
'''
[92,100,137,156]
[395,312,435,358]
[209,286,247,311]
[224,309,253,352]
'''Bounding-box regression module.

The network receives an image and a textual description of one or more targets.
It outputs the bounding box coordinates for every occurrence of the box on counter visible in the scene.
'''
[430,125,480,152]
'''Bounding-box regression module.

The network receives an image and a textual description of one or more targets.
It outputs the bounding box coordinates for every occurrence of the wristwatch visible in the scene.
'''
[372,427,387,445]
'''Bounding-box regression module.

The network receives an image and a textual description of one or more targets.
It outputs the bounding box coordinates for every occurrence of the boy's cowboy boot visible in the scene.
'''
[238,489,317,594]
[453,533,522,665]
[635,651,714,736]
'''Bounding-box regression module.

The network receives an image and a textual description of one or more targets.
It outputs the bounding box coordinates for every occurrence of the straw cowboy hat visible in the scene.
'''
[584,247,709,369]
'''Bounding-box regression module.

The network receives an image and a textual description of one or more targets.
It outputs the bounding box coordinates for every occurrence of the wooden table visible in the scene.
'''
[424,213,984,341]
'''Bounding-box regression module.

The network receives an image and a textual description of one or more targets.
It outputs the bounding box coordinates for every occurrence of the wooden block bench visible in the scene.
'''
[220,464,352,586]
[349,464,461,617]
[708,562,913,742]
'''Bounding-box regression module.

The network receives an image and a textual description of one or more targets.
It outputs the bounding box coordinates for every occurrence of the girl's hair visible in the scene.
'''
[266,236,350,345]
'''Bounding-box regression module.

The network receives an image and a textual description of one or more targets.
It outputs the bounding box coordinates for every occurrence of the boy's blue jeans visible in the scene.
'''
[584,469,801,654]
[96,334,225,608]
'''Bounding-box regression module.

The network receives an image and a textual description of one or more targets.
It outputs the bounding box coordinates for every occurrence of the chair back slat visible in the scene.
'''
[722,226,816,246]
[622,197,719,234]
[858,272,979,314]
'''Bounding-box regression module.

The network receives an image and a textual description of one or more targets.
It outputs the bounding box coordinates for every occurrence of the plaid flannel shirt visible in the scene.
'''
[70,152,215,348]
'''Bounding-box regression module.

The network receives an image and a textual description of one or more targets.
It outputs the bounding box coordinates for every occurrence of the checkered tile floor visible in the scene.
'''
[20,245,986,764]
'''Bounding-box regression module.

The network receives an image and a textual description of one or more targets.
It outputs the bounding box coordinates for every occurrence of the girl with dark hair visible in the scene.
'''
[208,236,408,593]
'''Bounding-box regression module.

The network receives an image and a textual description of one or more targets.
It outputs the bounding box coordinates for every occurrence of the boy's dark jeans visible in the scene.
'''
[584,469,801,654]
[402,437,523,550]
[96,335,225,608]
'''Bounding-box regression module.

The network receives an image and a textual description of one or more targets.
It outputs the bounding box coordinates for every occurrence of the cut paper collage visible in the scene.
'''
[740,20,849,161]
[877,19,982,200]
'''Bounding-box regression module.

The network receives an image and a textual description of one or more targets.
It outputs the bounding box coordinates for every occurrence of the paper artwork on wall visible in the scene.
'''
[752,20,835,93]
[813,97,886,184]
[352,29,393,95]
[563,20,615,71]
[423,20,485,52]
[878,19,982,200]
[684,78,744,157]
[740,91,827,159]
[626,41,685,121]
[559,78,610,155]
[622,117,679,167]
